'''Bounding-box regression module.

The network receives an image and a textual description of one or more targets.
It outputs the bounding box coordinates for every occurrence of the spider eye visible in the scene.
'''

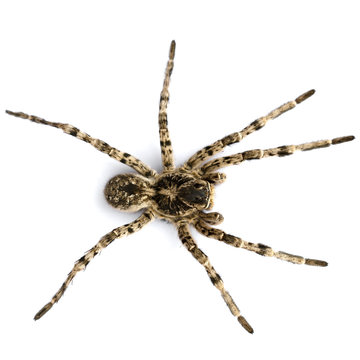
[193,183,203,189]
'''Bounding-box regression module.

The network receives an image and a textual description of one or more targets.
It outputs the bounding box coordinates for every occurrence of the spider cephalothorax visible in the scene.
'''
[152,172,214,218]
[6,40,354,333]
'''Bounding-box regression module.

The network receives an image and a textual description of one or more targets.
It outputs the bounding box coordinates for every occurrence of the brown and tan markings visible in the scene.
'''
[6,41,354,334]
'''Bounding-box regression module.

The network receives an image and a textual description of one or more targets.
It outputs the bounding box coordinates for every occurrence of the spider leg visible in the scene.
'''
[198,211,224,225]
[201,172,227,185]
[194,220,327,266]
[200,135,355,174]
[6,110,157,178]
[34,210,155,320]
[158,40,176,171]
[177,222,254,334]
[182,90,315,170]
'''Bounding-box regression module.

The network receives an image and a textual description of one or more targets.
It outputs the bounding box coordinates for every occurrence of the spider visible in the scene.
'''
[6,41,354,334]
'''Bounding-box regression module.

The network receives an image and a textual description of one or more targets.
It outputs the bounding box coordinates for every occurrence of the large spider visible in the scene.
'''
[6,41,354,334]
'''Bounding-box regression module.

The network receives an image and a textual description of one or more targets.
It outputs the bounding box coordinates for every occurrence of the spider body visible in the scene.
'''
[105,171,213,217]
[105,173,152,212]
[152,172,214,218]
[6,41,354,333]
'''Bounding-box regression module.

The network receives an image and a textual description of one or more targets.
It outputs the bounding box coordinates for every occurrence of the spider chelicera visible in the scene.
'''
[6,41,354,334]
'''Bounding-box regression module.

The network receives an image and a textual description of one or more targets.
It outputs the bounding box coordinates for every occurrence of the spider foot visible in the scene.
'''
[6,110,28,119]
[34,302,53,320]
[304,258,328,267]
[169,40,176,59]
[238,315,254,334]
[295,89,315,104]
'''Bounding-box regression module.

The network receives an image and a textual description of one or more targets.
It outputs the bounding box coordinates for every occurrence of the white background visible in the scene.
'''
[0,1,359,359]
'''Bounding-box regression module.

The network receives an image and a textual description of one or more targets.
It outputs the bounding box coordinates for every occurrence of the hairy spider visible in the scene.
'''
[6,41,354,334]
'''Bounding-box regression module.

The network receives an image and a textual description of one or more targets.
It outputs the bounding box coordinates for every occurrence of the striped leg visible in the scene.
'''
[177,223,254,333]
[182,89,315,170]
[6,110,157,178]
[200,135,355,174]
[34,210,155,320]
[159,40,176,171]
[198,211,224,225]
[201,172,227,185]
[194,220,327,266]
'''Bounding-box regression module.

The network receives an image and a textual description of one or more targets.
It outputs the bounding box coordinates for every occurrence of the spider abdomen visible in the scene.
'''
[152,172,214,218]
[104,174,152,212]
